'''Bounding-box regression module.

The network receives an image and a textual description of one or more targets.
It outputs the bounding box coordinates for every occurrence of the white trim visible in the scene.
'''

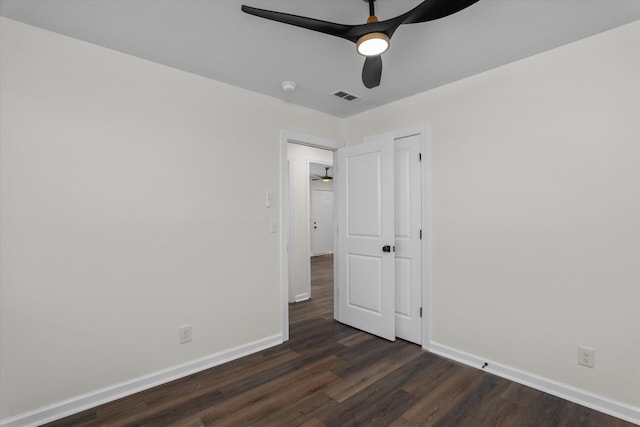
[332,150,341,321]
[287,160,294,303]
[280,130,340,342]
[430,341,640,426]
[419,125,433,351]
[280,135,290,338]
[0,334,283,427]
[294,292,310,302]
[281,130,340,151]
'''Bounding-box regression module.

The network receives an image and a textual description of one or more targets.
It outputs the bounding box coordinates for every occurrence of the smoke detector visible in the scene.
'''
[281,81,296,92]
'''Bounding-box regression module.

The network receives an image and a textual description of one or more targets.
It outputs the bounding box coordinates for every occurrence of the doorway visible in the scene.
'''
[287,144,334,304]
[279,127,431,348]
[280,131,339,341]
[289,253,334,328]
[310,162,334,257]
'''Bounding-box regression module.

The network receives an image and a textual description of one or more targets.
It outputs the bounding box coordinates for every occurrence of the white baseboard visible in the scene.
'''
[294,292,309,302]
[430,341,640,426]
[0,334,283,427]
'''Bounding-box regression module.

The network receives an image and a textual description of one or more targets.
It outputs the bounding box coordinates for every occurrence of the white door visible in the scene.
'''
[394,135,422,344]
[311,188,334,255]
[336,137,396,341]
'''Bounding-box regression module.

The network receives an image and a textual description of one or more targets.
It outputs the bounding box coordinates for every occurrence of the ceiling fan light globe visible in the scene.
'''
[356,32,390,56]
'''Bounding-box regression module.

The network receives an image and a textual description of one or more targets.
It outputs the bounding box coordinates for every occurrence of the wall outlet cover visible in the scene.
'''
[179,325,192,344]
[578,346,595,368]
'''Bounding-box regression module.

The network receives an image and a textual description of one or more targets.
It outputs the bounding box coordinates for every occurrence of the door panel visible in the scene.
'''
[311,188,333,254]
[394,135,422,344]
[347,254,382,313]
[347,152,381,237]
[395,257,412,317]
[337,137,395,341]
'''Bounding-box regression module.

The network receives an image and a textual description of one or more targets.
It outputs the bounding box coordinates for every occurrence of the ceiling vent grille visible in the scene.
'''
[332,90,359,101]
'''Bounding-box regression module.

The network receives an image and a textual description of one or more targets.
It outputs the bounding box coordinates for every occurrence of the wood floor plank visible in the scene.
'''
[298,418,328,427]
[323,388,417,427]
[193,356,341,424]
[429,374,513,427]
[43,254,636,427]
[337,330,375,347]
[401,366,484,426]
[500,381,542,407]
[255,388,338,427]
[165,416,206,427]
[205,371,339,427]
[321,352,438,427]
[324,342,422,402]
[400,354,456,395]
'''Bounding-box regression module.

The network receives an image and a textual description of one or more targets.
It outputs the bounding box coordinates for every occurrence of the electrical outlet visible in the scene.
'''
[578,346,595,368]
[179,325,192,344]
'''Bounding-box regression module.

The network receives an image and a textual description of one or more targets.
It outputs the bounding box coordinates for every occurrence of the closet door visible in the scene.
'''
[394,134,422,344]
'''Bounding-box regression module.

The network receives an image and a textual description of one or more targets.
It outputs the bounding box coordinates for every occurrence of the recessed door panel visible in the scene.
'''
[347,152,381,238]
[395,147,412,240]
[395,257,412,318]
[347,254,382,314]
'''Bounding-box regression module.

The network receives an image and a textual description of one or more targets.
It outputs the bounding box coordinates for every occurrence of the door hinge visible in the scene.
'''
[419,307,423,317]
[418,152,422,162]
[419,229,422,240]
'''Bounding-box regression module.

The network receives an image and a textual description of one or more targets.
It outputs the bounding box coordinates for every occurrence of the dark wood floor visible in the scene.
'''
[45,254,634,427]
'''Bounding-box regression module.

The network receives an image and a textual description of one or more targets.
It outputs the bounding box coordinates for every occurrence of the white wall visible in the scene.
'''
[0,17,341,419]
[287,144,333,301]
[343,21,640,409]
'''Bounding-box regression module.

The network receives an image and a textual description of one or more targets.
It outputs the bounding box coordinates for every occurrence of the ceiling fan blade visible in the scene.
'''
[400,0,480,24]
[362,55,383,89]
[241,5,355,41]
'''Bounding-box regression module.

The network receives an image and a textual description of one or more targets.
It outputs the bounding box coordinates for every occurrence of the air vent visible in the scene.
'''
[332,90,360,101]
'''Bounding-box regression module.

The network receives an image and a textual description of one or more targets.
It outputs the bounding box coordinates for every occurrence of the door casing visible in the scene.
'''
[279,126,431,350]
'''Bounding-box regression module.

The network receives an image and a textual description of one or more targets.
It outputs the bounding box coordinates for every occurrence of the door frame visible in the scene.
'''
[335,125,433,349]
[280,130,340,341]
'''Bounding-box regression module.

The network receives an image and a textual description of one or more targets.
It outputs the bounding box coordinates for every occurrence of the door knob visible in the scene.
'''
[382,245,391,252]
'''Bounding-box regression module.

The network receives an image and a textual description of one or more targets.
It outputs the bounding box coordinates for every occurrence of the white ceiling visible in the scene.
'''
[2,0,639,118]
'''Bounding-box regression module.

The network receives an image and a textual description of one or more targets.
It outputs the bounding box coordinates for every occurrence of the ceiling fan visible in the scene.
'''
[312,167,333,182]
[241,0,479,89]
